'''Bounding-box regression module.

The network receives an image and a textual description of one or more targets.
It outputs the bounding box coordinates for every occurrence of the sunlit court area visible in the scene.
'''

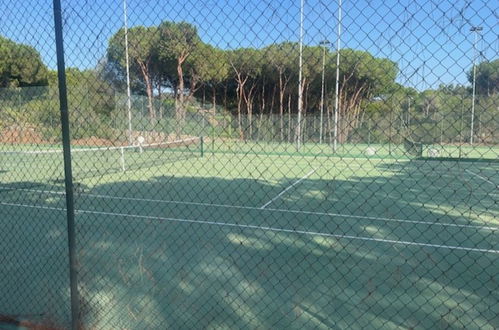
[1,0,498,329]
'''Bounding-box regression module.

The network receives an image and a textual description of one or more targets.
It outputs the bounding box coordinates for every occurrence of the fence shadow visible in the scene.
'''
[0,181,71,328]
[62,166,499,329]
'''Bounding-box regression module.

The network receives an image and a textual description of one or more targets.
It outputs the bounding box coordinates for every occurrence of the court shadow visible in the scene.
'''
[1,161,498,328]
[65,166,498,329]
[0,181,72,328]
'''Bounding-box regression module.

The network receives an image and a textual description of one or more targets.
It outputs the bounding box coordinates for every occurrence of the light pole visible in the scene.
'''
[296,0,305,150]
[124,0,133,145]
[407,96,411,127]
[319,40,330,144]
[333,0,342,152]
[470,26,482,145]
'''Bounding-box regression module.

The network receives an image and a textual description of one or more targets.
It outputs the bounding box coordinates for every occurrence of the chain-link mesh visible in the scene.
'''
[1,0,498,328]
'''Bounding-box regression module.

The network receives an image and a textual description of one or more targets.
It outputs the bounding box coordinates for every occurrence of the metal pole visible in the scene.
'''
[333,0,342,152]
[124,0,133,145]
[200,136,204,157]
[389,108,393,155]
[319,40,330,144]
[52,1,80,328]
[440,113,444,144]
[320,44,325,144]
[459,102,464,158]
[407,97,411,126]
[120,147,126,172]
[296,0,304,150]
[470,26,482,145]
[478,113,481,143]
[367,118,371,145]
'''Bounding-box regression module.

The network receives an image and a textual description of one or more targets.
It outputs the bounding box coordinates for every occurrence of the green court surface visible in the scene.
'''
[1,149,498,328]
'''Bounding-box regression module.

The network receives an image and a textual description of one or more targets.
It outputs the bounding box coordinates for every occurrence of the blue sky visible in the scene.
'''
[0,0,496,89]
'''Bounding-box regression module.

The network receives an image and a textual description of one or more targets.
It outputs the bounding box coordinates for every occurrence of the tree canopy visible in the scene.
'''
[102,23,403,141]
[0,36,48,88]
[3,20,494,145]
[468,59,499,96]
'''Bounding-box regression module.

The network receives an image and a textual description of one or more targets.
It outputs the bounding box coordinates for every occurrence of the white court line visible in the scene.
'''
[1,201,498,255]
[2,186,497,231]
[210,151,499,166]
[260,168,317,209]
[0,137,199,155]
[465,169,499,189]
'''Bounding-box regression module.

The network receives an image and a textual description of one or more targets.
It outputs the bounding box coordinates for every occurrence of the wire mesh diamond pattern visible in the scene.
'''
[0,0,498,328]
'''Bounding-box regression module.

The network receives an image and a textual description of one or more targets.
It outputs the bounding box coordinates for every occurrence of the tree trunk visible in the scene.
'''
[186,71,201,105]
[261,81,265,115]
[202,85,206,108]
[303,81,310,116]
[270,85,276,114]
[242,82,256,140]
[237,84,244,140]
[157,79,163,120]
[337,84,366,143]
[234,72,248,141]
[223,83,228,111]
[258,111,264,141]
[138,61,155,126]
[260,82,265,141]
[270,86,276,140]
[145,75,154,126]
[327,103,332,145]
[212,86,217,112]
[176,57,185,131]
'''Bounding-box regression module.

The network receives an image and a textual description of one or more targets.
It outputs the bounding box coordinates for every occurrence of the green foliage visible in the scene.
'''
[2,19,495,149]
[329,48,398,98]
[0,67,116,141]
[107,26,159,88]
[0,35,48,87]
[157,21,200,63]
[108,26,158,70]
[468,59,499,96]
[101,21,498,145]
[264,43,297,73]
[228,48,263,79]
[262,42,299,84]
[189,44,229,86]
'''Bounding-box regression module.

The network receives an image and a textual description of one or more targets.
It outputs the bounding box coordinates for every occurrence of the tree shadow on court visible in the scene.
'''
[3,164,498,328]
[0,181,72,328]
[72,165,498,329]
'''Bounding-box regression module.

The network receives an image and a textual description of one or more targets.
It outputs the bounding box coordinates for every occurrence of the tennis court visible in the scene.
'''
[1,142,498,328]
[2,0,499,328]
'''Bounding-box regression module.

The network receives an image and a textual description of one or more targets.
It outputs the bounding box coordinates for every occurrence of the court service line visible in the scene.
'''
[1,186,498,231]
[85,193,498,231]
[260,168,317,209]
[465,169,499,189]
[1,201,498,255]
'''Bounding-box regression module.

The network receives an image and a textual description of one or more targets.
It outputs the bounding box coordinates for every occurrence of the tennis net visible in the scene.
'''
[0,137,203,188]
[403,137,423,157]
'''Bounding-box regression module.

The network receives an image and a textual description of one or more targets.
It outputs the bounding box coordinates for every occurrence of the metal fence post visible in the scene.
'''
[52,0,80,328]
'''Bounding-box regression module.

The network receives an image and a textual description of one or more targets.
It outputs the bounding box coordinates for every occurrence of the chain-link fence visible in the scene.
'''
[1,0,498,329]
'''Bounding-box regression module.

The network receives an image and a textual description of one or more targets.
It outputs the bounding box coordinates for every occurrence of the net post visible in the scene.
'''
[52,0,80,328]
[120,147,126,172]
[200,136,204,157]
